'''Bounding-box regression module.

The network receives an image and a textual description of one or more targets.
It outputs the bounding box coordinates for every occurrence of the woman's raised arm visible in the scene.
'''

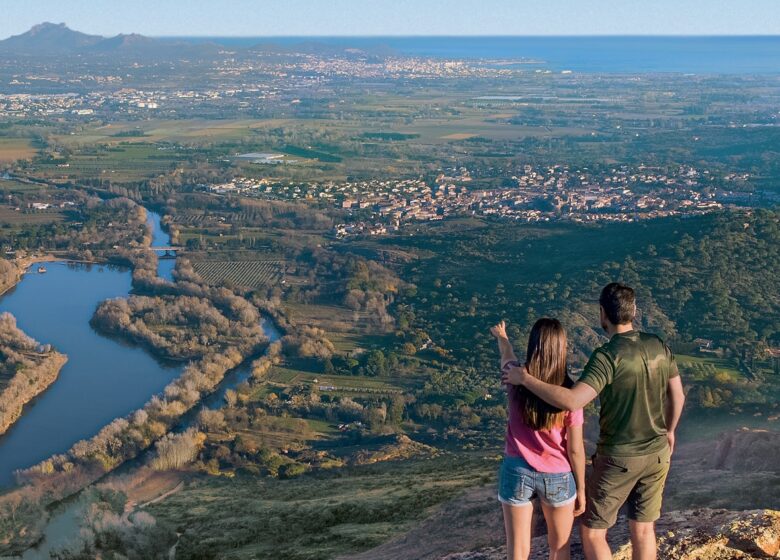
[490,320,519,370]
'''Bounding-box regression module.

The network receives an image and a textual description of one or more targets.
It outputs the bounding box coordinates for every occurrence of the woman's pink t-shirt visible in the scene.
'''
[505,386,584,473]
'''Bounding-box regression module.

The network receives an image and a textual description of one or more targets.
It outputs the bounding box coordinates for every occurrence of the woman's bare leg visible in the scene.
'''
[541,500,575,560]
[503,502,534,560]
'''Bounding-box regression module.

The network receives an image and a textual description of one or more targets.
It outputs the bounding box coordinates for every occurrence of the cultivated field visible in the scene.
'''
[0,138,36,162]
[48,119,298,147]
[0,178,46,194]
[33,143,182,182]
[0,205,66,225]
[192,260,284,287]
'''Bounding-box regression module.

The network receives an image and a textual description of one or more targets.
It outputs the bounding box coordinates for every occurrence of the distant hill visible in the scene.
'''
[0,22,220,57]
[89,33,159,52]
[0,22,392,59]
[0,22,103,53]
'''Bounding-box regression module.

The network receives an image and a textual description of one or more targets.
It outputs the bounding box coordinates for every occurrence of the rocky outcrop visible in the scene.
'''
[713,429,780,473]
[351,434,438,465]
[441,509,780,560]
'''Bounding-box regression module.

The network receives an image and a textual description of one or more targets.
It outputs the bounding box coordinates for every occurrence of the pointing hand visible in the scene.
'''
[490,320,508,340]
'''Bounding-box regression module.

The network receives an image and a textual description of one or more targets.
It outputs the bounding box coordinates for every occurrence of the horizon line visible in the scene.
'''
[153,33,780,39]
[4,24,780,42]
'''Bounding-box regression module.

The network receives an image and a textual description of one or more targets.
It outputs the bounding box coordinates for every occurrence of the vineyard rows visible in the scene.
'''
[193,260,283,287]
[173,211,273,225]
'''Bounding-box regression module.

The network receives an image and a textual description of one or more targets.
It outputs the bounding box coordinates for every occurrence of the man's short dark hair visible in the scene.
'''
[599,282,636,325]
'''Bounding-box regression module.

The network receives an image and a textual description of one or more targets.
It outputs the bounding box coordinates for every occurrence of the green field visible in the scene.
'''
[0,178,47,194]
[34,143,183,182]
[677,353,743,381]
[49,119,293,147]
[263,365,407,397]
[0,205,66,225]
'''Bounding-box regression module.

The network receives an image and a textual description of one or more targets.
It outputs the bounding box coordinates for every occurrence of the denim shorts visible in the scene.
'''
[498,455,577,508]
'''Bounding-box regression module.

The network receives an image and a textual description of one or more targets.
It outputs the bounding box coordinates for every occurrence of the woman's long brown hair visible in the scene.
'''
[514,318,569,430]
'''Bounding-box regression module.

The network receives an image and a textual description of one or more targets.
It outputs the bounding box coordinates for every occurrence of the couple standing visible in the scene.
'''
[491,282,686,560]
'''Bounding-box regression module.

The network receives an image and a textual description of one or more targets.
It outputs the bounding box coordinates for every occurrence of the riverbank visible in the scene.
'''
[0,207,289,555]
[0,256,54,298]
[0,351,68,437]
[0,254,104,298]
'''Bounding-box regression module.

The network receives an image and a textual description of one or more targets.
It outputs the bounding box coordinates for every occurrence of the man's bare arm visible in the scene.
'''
[503,367,598,412]
[665,375,685,454]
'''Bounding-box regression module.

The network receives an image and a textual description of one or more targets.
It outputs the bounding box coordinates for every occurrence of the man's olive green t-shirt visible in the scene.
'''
[579,330,679,457]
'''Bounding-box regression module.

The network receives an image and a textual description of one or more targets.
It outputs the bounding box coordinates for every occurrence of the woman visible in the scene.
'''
[490,318,586,560]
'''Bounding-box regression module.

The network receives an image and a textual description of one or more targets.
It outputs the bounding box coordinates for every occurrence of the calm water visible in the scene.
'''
[147,210,176,282]
[167,36,780,73]
[0,262,182,487]
[0,211,179,487]
[4,210,279,556]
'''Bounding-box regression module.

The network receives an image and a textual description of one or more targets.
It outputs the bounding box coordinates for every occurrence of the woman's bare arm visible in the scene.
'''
[490,320,519,369]
[566,423,586,516]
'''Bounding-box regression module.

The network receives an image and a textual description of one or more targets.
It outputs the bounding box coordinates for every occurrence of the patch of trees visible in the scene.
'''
[18,348,245,497]
[150,428,206,471]
[49,489,176,560]
[391,211,780,411]
[625,209,780,350]
[0,260,20,295]
[250,340,283,381]
[167,193,335,232]
[0,195,147,258]
[287,249,406,330]
[282,326,335,360]
[92,294,266,359]
[361,132,420,141]
[326,348,405,378]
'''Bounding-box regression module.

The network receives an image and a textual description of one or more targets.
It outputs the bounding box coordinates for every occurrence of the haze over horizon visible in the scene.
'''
[2,0,780,39]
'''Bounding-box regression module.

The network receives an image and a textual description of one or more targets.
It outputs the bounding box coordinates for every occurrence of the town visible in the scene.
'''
[201,163,758,236]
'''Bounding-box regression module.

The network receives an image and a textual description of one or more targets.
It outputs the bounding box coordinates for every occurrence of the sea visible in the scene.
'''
[164,36,780,74]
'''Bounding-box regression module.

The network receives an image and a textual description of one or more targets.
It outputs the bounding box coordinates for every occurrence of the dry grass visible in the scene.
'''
[440,133,477,140]
[0,138,36,162]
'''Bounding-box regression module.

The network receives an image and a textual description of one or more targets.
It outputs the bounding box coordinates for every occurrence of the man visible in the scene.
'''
[503,282,685,560]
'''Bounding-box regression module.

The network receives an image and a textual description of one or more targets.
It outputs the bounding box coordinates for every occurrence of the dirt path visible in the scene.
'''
[139,481,184,508]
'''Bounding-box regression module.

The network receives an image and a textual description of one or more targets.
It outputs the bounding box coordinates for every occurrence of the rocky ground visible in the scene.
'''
[441,509,780,560]
[343,429,780,560]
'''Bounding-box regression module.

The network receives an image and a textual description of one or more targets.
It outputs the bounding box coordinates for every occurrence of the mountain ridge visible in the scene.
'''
[0,22,223,56]
[0,22,104,52]
[0,22,391,58]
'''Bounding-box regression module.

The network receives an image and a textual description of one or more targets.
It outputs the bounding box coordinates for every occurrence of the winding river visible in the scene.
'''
[1,210,280,557]
[0,211,182,488]
[0,209,274,488]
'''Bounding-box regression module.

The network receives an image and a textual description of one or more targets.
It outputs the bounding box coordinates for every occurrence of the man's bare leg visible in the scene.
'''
[629,520,657,560]
[580,526,612,560]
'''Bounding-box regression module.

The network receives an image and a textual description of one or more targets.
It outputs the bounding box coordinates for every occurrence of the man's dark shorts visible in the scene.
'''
[583,445,671,529]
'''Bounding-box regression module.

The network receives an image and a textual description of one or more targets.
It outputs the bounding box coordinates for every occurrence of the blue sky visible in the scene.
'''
[2,0,779,38]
